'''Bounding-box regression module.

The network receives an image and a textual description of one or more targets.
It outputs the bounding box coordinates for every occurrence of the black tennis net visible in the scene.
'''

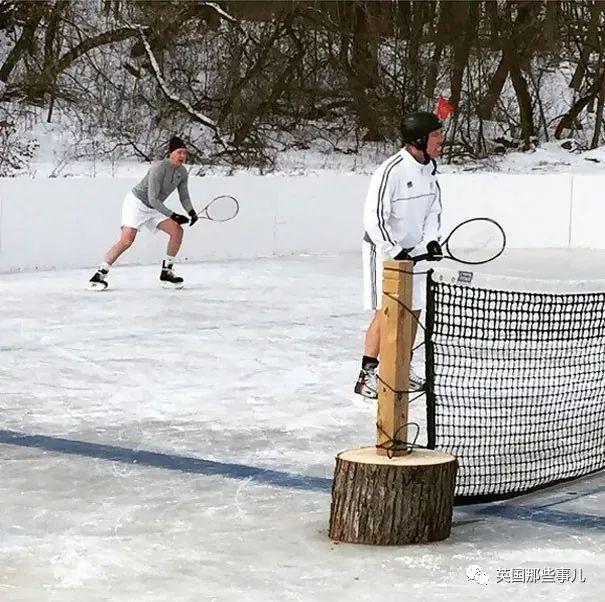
[424,271,605,501]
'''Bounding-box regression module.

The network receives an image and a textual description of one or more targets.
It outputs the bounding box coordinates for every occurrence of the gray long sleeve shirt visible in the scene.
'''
[132,159,193,218]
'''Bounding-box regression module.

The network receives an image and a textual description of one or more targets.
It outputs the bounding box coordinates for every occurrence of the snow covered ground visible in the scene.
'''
[1,252,604,601]
[19,121,605,179]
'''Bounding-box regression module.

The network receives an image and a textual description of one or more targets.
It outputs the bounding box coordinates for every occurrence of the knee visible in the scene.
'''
[121,233,136,248]
[172,225,184,239]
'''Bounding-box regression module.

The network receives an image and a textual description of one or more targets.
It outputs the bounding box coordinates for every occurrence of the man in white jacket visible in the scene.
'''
[355,112,444,399]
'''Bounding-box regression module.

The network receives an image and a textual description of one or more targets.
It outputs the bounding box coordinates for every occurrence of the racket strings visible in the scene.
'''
[200,195,239,222]
[442,217,506,265]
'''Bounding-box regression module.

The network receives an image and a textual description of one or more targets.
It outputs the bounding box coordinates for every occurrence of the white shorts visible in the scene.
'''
[121,191,169,232]
[362,240,426,311]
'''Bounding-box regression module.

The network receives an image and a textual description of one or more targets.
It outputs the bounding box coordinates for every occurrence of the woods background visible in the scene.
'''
[1,0,605,175]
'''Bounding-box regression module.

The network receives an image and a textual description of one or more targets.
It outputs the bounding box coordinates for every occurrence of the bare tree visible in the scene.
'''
[1,0,604,173]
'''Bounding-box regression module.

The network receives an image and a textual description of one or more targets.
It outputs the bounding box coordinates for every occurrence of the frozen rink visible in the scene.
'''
[1,251,605,601]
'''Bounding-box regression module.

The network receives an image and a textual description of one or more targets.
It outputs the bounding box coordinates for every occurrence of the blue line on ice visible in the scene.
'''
[474,504,605,531]
[2,428,604,531]
[0,429,332,493]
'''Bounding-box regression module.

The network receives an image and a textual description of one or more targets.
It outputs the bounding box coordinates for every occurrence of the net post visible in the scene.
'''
[376,259,413,456]
[328,261,457,544]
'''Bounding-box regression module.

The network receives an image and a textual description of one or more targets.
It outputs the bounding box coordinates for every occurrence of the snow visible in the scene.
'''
[11,119,605,179]
[0,252,604,600]
[455,141,605,175]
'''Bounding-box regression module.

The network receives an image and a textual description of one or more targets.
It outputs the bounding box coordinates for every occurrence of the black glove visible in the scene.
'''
[426,240,443,261]
[188,209,198,227]
[393,247,412,260]
[170,213,189,226]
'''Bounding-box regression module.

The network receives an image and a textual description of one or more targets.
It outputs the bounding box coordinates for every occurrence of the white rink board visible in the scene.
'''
[569,175,605,248]
[0,172,603,273]
[438,173,573,248]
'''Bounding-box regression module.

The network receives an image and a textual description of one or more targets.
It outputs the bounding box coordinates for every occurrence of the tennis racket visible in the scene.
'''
[413,217,506,265]
[196,195,239,222]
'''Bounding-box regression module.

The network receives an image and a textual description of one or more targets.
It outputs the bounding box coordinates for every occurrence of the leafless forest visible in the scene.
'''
[1,0,605,174]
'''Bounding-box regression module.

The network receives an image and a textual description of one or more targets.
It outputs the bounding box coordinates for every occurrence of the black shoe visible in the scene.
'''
[88,269,108,290]
[160,261,184,289]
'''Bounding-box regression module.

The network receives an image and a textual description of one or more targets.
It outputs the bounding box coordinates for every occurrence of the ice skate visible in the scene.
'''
[160,260,184,289]
[88,268,109,291]
[409,366,425,392]
[354,363,378,399]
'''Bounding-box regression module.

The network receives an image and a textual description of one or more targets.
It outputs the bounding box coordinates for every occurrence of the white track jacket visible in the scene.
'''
[363,148,441,258]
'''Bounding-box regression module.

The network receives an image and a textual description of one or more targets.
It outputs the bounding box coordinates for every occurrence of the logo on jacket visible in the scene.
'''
[407,181,413,188]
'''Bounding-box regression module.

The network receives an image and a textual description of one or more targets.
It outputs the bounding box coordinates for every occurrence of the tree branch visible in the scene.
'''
[200,2,238,24]
[138,26,229,149]
[52,26,144,78]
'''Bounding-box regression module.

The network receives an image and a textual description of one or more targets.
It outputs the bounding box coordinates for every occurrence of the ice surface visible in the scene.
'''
[1,252,604,601]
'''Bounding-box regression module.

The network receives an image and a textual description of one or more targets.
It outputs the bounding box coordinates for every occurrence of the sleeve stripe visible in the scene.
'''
[376,155,402,245]
[435,179,442,235]
[371,241,377,308]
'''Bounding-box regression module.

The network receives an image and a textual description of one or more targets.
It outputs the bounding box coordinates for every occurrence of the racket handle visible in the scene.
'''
[393,247,414,260]
[410,253,443,264]
[411,253,430,264]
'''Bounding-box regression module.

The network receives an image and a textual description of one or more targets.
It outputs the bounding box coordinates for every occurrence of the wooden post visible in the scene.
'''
[376,259,413,456]
[328,259,458,545]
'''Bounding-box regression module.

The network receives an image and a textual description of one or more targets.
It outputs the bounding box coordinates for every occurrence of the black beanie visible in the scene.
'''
[168,136,186,153]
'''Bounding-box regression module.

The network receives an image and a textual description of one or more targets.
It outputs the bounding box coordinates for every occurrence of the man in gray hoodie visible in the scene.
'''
[89,136,198,290]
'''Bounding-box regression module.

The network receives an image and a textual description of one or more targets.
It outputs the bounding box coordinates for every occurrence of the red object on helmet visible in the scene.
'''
[435,96,454,120]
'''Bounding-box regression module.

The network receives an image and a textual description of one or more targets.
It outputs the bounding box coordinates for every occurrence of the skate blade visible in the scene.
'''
[161,282,184,290]
[354,385,377,399]
[88,282,108,291]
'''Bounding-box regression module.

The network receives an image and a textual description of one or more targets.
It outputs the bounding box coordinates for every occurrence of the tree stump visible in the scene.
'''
[329,447,458,545]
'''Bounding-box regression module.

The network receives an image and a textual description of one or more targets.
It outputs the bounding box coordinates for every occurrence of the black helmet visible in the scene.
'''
[401,111,443,148]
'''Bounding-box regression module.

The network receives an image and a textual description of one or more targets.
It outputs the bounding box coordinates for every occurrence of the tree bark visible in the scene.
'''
[52,27,143,79]
[555,70,605,139]
[43,0,69,71]
[449,1,473,111]
[479,0,539,132]
[477,0,508,120]
[478,58,508,120]
[349,1,382,140]
[424,1,454,100]
[569,2,603,91]
[0,5,44,83]
[591,67,605,148]
[329,447,457,545]
[543,0,560,54]
[500,2,539,147]
[43,0,69,121]
[504,40,535,147]
[402,0,425,112]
